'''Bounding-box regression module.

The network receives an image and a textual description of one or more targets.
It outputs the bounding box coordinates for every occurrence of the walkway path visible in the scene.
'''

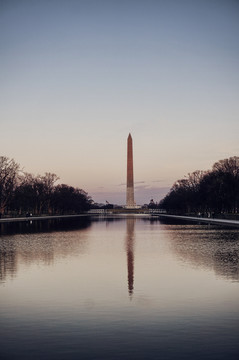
[158,214,239,227]
[0,214,88,223]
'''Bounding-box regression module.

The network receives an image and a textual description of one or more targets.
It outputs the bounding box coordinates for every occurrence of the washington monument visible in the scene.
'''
[126,133,136,208]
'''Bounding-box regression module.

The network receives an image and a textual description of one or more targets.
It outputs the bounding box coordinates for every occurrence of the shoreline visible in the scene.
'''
[158,214,239,227]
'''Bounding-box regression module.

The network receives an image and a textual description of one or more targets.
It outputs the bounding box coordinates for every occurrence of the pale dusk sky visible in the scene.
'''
[1,0,239,204]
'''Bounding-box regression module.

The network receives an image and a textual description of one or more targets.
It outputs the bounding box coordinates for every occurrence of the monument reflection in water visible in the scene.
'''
[125,217,135,297]
[0,217,239,360]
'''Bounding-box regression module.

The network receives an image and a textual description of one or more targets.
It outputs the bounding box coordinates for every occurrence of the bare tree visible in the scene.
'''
[16,172,59,215]
[160,157,239,215]
[0,156,20,215]
[41,172,59,213]
[212,156,239,176]
[212,157,239,213]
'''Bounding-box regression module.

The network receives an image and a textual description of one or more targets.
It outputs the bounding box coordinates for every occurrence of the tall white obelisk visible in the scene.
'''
[126,133,135,208]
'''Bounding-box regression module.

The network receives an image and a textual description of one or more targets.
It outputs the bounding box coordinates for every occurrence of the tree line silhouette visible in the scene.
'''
[0,156,91,217]
[2,155,239,218]
[159,156,239,216]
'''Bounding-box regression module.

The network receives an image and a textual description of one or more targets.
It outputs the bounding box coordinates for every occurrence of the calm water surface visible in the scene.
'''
[0,216,239,360]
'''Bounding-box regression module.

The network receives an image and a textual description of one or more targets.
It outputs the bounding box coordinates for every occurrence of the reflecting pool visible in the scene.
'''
[0,216,239,359]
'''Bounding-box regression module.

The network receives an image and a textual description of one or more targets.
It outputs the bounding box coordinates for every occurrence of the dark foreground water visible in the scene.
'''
[0,216,239,360]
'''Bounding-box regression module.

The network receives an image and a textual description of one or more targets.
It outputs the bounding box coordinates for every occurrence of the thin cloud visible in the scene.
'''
[117,180,145,186]
[91,185,170,205]
[135,184,150,190]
